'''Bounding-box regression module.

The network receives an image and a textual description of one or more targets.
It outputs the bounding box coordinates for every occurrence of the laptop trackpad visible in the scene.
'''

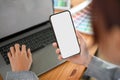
[31,44,65,76]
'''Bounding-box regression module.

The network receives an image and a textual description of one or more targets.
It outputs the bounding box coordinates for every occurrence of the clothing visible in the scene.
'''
[6,56,120,80]
[6,71,38,80]
[85,56,120,80]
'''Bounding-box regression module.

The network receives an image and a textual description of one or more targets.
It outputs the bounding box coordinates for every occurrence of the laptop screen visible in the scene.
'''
[0,0,53,39]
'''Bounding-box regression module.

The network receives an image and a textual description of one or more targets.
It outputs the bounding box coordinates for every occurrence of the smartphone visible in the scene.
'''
[50,11,80,58]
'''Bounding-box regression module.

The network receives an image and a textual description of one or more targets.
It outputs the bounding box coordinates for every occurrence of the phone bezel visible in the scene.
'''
[49,10,81,58]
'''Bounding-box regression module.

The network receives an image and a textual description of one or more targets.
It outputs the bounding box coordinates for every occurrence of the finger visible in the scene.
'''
[10,46,15,56]
[56,48,60,55]
[14,44,20,53]
[21,45,27,54]
[7,52,12,62]
[52,42,58,48]
[58,55,63,61]
[27,48,32,61]
[76,30,86,44]
[76,30,84,41]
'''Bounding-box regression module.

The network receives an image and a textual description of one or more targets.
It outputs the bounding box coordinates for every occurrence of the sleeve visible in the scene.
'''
[85,56,120,80]
[6,71,39,80]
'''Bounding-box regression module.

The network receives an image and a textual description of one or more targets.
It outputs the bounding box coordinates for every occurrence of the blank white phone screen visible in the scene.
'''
[50,11,80,58]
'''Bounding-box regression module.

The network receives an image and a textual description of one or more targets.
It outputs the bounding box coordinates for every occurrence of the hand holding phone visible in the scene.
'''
[50,11,80,58]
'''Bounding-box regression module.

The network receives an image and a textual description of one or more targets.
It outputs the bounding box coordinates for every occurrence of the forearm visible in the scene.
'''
[6,71,38,80]
[85,56,119,80]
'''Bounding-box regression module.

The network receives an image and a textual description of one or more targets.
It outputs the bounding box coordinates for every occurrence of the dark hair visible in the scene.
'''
[91,0,120,42]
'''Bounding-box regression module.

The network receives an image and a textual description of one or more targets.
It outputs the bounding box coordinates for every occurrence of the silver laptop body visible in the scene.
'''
[0,0,64,79]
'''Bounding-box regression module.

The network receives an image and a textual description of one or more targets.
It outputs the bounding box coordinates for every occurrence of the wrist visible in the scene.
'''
[84,54,93,67]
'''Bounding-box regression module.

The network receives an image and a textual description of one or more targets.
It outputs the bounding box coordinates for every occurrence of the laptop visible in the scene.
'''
[0,0,65,79]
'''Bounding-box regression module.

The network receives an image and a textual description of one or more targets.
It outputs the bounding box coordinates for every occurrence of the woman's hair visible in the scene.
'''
[91,0,120,42]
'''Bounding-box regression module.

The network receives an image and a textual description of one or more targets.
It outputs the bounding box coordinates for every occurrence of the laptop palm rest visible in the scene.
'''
[31,44,65,76]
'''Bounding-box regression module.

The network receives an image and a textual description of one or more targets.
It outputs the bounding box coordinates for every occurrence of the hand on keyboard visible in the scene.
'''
[7,44,32,72]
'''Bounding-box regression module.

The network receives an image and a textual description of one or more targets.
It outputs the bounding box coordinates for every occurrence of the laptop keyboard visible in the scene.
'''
[0,27,55,64]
